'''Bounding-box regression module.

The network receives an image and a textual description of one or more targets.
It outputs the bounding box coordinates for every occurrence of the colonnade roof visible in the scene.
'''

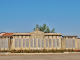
[12,28,62,36]
[12,33,31,35]
[12,33,62,36]
[44,33,62,36]
[62,36,78,37]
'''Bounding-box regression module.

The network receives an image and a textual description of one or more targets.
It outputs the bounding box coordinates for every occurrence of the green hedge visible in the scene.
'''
[0,49,80,53]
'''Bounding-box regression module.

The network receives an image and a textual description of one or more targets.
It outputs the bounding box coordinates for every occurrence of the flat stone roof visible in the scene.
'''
[12,33,31,36]
[44,33,62,36]
[62,36,78,37]
[12,33,62,36]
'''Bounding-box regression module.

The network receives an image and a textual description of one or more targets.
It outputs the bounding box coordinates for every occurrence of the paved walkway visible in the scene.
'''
[0,53,80,60]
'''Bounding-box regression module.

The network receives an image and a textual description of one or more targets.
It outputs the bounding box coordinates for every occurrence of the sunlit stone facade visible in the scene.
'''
[0,36,11,50]
[11,28,62,50]
[0,28,79,50]
[77,38,80,49]
[61,36,78,50]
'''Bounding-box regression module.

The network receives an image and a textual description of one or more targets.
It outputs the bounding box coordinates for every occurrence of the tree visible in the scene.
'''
[34,24,55,33]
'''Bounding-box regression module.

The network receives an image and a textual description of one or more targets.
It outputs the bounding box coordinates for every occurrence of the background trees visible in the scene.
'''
[34,24,55,33]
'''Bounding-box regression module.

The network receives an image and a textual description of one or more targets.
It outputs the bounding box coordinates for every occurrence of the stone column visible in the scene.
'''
[19,36,21,50]
[45,36,48,50]
[75,37,77,49]
[8,37,10,50]
[40,38,42,49]
[25,36,26,49]
[44,36,45,49]
[72,37,74,49]
[56,36,61,49]
[59,36,61,49]
[49,36,52,49]
[1,37,2,50]
[52,36,53,49]
[3,37,5,50]
[0,37,1,50]
[53,36,56,50]
[12,36,15,50]
[77,38,80,49]
[56,36,57,50]
[37,37,38,49]
[10,37,13,50]
[17,36,19,50]
[66,37,68,50]
[26,36,29,50]
[22,36,26,50]
[29,36,30,50]
[5,37,8,50]
[21,36,23,50]
[32,37,34,50]
[48,36,49,50]
[61,38,64,49]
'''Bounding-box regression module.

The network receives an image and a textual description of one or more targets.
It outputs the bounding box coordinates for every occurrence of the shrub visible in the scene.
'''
[37,50,42,53]
[33,50,37,53]
[1,49,80,53]
[74,50,80,52]
[48,50,52,53]
[63,49,67,52]
[42,49,48,53]
[55,49,64,53]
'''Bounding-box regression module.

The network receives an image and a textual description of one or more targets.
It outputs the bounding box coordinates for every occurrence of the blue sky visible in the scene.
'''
[0,0,80,37]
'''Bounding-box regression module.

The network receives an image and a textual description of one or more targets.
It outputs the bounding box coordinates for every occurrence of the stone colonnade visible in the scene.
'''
[11,35,61,50]
[77,38,80,49]
[0,37,10,50]
[61,36,77,50]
